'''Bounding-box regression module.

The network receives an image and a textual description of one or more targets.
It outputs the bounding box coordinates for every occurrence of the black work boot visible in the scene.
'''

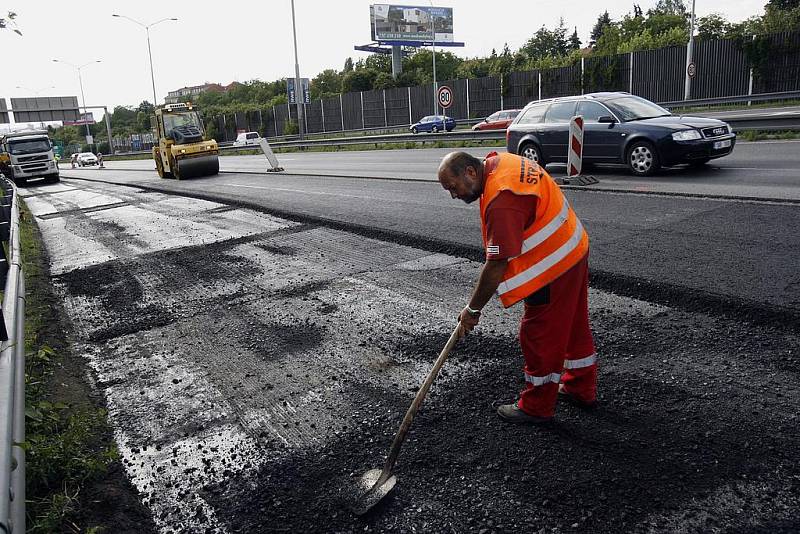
[496,402,553,424]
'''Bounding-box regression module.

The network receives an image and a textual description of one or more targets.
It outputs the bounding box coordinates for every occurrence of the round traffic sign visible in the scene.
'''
[687,62,697,78]
[437,85,453,109]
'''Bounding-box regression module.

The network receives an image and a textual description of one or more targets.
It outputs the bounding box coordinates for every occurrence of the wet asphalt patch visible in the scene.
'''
[20,179,800,533]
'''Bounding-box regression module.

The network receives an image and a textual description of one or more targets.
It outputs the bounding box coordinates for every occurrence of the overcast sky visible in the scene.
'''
[1,0,766,122]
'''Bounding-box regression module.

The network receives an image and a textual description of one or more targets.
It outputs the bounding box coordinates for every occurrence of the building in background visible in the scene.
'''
[164,82,241,104]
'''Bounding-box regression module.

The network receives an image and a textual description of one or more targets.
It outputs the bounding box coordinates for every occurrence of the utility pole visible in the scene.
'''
[683,0,696,101]
[291,0,305,139]
[52,59,101,145]
[429,7,438,116]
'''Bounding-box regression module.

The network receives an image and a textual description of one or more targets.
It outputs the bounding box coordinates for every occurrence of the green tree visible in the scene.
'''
[696,13,731,40]
[569,27,582,50]
[342,69,379,92]
[591,11,612,46]
[343,57,354,72]
[310,69,343,100]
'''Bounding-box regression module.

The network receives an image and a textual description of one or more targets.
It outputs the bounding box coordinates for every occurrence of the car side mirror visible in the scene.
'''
[598,116,617,124]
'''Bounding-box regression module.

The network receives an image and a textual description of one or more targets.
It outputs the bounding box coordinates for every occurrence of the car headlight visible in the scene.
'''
[672,130,702,141]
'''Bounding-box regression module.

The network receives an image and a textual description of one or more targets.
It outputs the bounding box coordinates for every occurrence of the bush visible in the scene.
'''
[283,119,299,136]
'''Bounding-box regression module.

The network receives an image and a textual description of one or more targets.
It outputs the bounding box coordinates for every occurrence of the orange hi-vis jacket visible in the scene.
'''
[480,153,589,308]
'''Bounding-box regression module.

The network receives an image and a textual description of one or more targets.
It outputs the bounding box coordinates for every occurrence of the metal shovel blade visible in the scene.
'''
[350,468,397,516]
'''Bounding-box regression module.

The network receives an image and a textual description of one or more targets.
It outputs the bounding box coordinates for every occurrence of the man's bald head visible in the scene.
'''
[437,151,484,204]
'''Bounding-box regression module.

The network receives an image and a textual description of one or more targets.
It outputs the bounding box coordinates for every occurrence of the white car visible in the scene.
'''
[233,131,261,147]
[77,152,98,166]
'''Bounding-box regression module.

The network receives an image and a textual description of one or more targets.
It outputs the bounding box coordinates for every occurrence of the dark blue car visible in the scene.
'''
[410,115,456,134]
[506,92,736,176]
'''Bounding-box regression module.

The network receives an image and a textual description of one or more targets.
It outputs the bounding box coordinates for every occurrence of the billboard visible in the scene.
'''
[63,112,96,126]
[372,4,454,43]
[287,78,310,105]
[10,96,80,123]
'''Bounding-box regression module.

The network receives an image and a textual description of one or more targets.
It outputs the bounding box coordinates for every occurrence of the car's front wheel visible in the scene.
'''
[627,141,660,176]
[519,143,543,166]
[411,127,418,134]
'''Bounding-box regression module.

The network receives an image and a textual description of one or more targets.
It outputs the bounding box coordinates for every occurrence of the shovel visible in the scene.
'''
[349,323,464,515]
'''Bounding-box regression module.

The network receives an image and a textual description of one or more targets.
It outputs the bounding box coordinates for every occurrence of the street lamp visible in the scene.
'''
[15,85,55,96]
[52,59,101,141]
[112,14,178,106]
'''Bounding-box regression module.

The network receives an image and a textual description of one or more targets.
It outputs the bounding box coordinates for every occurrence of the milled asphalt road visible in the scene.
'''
[20,172,800,533]
[60,155,800,317]
[105,140,800,200]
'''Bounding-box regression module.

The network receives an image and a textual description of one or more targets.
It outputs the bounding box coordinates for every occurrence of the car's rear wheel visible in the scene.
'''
[627,141,660,176]
[519,143,543,165]
[432,125,439,133]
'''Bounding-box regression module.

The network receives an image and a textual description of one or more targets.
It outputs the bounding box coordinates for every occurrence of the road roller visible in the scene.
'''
[152,102,219,179]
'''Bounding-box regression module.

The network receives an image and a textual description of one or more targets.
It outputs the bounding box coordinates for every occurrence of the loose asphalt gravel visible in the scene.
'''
[18,175,800,533]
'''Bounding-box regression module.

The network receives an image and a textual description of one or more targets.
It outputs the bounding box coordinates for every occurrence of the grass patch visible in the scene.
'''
[17,200,140,533]
[737,130,800,142]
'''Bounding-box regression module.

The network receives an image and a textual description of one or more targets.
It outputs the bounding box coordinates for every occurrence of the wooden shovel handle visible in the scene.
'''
[377,323,463,484]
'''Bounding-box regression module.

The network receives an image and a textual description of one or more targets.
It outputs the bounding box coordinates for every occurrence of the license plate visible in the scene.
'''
[713,139,732,149]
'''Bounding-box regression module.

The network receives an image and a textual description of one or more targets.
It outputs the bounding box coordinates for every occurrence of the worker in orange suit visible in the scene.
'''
[437,151,597,424]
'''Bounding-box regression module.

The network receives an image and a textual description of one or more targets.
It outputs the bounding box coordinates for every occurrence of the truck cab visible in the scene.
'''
[0,130,60,185]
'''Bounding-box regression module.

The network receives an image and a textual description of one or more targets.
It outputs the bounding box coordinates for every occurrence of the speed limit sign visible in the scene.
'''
[437,85,453,109]
[687,61,697,78]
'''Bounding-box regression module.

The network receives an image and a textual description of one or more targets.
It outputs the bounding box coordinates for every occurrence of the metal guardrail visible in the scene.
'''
[660,90,800,108]
[0,177,25,534]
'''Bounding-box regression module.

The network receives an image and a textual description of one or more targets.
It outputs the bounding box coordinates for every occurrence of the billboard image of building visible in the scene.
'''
[371,4,454,43]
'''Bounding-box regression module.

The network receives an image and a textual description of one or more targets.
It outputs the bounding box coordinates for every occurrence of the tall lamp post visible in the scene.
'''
[112,14,178,106]
[290,0,305,139]
[52,59,101,142]
[683,0,697,100]
[428,3,438,116]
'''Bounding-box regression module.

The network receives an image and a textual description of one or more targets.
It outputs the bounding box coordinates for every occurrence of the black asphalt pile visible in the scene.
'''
[206,308,799,533]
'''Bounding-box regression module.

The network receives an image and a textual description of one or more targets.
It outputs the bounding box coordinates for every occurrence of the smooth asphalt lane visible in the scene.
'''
[58,166,800,317]
[106,139,800,201]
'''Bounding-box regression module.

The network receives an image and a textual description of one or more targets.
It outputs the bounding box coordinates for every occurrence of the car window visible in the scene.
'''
[576,101,611,123]
[498,112,510,120]
[544,102,577,123]
[516,105,547,125]
[488,113,500,121]
[509,110,520,119]
[246,133,258,139]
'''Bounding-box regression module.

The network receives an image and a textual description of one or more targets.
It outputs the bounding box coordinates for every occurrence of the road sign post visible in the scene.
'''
[437,85,453,111]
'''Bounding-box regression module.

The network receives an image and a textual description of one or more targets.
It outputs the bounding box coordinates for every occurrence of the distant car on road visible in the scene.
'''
[77,152,98,167]
[506,92,736,176]
[472,109,521,131]
[233,131,262,147]
[410,115,456,134]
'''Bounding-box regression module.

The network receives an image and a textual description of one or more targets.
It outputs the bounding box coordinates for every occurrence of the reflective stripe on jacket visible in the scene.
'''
[479,153,589,307]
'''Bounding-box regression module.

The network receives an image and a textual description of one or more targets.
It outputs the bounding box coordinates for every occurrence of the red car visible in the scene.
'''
[472,109,521,131]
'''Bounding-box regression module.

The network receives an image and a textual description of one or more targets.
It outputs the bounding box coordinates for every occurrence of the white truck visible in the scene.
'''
[0,130,60,185]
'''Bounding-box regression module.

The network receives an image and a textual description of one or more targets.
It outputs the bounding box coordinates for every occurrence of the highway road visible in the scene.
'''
[106,139,800,201]
[20,169,800,533]
[60,150,800,316]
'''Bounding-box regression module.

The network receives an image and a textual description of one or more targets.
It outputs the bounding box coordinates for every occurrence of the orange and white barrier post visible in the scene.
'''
[568,115,584,178]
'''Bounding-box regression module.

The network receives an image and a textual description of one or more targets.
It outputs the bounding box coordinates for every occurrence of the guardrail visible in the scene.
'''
[110,96,800,158]
[660,90,800,109]
[0,177,25,534]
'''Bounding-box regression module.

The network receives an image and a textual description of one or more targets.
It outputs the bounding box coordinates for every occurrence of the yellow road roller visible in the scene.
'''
[152,102,219,179]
